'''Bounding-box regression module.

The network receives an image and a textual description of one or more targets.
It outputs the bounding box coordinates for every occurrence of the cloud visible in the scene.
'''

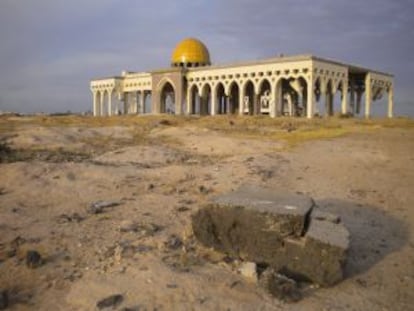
[0,0,413,115]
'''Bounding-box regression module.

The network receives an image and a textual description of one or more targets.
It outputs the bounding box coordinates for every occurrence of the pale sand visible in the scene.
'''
[0,117,413,310]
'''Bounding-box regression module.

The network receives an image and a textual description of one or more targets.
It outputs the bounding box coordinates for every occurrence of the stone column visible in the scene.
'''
[211,90,217,116]
[107,90,112,116]
[100,91,105,116]
[92,91,98,116]
[270,86,276,118]
[365,74,372,119]
[124,92,129,115]
[239,90,244,116]
[276,81,283,117]
[306,78,314,119]
[133,92,139,114]
[388,85,394,118]
[140,91,145,114]
[186,88,191,115]
[341,81,348,115]
[349,79,355,115]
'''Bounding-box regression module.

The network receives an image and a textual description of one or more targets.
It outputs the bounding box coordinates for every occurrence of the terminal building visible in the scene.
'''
[90,38,394,118]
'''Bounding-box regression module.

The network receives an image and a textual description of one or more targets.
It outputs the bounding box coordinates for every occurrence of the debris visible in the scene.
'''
[135,244,154,253]
[133,222,161,236]
[56,213,83,224]
[238,262,258,280]
[164,235,183,250]
[198,185,209,194]
[26,250,43,269]
[119,220,139,233]
[176,206,190,212]
[229,280,242,289]
[88,201,122,214]
[192,186,349,286]
[114,244,137,262]
[157,119,173,126]
[259,268,302,302]
[96,294,124,310]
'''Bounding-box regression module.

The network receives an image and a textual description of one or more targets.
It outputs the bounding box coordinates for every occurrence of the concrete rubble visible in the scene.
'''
[192,186,350,287]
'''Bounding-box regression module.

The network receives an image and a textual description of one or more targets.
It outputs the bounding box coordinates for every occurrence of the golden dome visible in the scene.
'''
[171,38,211,67]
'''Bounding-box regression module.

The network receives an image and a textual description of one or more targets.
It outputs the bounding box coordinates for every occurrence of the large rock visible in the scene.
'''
[192,186,350,286]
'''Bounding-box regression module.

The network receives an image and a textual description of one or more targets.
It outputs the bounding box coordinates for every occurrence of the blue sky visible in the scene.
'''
[0,0,413,116]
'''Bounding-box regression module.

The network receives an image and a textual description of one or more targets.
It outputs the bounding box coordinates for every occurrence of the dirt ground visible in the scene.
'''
[0,115,413,311]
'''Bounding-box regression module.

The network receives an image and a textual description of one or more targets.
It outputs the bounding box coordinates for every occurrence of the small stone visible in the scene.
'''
[176,206,190,212]
[56,213,84,224]
[26,250,43,269]
[238,262,258,280]
[147,184,155,191]
[119,220,139,233]
[88,201,122,214]
[164,235,183,250]
[259,268,302,302]
[0,290,8,310]
[135,245,154,253]
[198,185,209,194]
[96,294,124,310]
[157,119,172,126]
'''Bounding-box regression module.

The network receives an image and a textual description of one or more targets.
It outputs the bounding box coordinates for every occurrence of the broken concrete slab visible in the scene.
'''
[192,186,349,286]
[211,185,314,238]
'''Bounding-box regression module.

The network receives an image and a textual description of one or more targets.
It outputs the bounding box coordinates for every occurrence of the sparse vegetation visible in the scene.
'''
[1,115,413,156]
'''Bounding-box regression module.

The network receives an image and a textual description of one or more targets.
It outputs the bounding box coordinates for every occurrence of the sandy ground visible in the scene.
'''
[0,116,413,311]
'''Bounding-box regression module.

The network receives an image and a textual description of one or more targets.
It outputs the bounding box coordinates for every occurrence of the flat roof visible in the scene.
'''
[91,54,393,82]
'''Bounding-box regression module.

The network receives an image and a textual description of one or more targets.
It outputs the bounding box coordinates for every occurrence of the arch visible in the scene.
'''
[313,77,322,116]
[228,81,240,114]
[258,79,271,114]
[102,90,110,116]
[325,80,334,116]
[336,80,346,114]
[296,77,308,117]
[144,92,152,114]
[241,80,255,115]
[189,84,200,114]
[159,81,175,114]
[201,83,212,115]
[214,82,226,114]
[277,77,299,117]
[326,79,334,95]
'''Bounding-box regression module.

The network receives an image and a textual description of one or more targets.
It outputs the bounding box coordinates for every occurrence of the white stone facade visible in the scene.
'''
[90,54,393,118]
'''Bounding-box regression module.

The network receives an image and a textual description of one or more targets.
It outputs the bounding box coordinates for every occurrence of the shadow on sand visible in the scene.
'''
[315,198,409,278]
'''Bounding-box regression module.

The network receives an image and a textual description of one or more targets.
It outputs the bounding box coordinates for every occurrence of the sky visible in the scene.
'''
[0,0,413,116]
